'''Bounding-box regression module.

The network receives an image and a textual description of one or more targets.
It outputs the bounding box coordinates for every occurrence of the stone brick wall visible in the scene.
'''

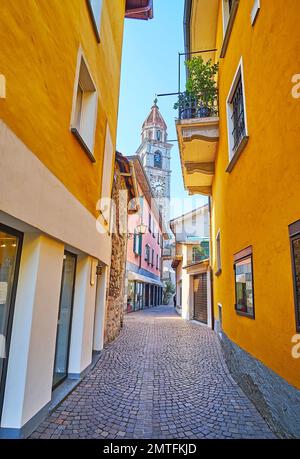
[104,168,128,344]
[221,332,300,438]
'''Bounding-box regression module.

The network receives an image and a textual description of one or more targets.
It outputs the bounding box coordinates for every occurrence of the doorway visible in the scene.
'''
[0,224,23,414]
[193,273,208,324]
[53,251,77,389]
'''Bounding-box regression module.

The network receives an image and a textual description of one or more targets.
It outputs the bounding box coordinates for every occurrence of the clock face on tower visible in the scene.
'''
[151,176,166,197]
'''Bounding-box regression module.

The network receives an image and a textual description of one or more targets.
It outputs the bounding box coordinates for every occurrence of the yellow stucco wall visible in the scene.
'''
[0,0,126,216]
[191,0,300,389]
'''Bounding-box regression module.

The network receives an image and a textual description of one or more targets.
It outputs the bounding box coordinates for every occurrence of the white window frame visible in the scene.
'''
[134,231,141,256]
[251,0,260,26]
[145,244,150,263]
[216,229,222,275]
[222,0,232,36]
[86,0,103,43]
[220,0,239,58]
[226,57,249,168]
[70,48,98,162]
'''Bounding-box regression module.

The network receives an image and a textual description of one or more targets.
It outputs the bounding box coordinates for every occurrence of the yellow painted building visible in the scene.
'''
[177,0,300,437]
[0,0,153,438]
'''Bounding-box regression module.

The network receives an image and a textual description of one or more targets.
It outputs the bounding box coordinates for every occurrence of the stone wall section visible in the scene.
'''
[104,168,128,343]
[221,332,300,438]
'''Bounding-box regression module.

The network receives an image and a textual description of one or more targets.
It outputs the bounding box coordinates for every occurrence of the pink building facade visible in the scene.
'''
[126,156,165,312]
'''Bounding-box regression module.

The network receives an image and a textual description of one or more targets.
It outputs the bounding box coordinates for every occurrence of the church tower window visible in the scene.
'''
[154,151,162,169]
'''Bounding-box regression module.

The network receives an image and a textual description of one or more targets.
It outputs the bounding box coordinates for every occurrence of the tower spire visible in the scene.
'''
[137,102,173,203]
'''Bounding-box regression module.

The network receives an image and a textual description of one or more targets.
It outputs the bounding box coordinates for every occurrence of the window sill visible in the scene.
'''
[235,309,255,320]
[71,127,96,163]
[226,135,249,173]
[215,268,222,277]
[220,0,239,58]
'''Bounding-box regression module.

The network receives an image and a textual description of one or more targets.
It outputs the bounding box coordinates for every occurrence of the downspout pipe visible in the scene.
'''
[183,0,192,57]
[182,0,192,93]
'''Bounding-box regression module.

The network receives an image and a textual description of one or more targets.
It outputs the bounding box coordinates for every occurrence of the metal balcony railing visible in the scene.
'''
[177,92,219,121]
[187,253,209,265]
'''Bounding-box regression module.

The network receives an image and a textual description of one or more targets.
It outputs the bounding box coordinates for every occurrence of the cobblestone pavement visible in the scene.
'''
[31,306,275,439]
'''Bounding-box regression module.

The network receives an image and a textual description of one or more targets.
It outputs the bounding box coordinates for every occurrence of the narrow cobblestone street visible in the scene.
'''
[31,306,275,439]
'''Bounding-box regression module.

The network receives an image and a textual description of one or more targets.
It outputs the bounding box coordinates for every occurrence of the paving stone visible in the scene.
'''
[31,306,276,439]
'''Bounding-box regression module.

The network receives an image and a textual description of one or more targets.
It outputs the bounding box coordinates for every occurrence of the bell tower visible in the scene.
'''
[136,99,172,202]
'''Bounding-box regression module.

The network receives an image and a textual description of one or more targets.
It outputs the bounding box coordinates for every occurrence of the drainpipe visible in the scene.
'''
[208,196,215,330]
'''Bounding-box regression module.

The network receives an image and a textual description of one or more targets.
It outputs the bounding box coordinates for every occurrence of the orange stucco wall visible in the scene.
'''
[0,0,126,216]
[191,0,300,389]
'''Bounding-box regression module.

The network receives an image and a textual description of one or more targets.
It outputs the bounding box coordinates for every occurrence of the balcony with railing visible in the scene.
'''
[177,91,218,121]
[186,242,209,266]
[174,55,220,197]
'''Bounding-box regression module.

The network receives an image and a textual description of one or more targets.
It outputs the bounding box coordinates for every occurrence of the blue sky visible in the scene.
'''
[117,0,207,218]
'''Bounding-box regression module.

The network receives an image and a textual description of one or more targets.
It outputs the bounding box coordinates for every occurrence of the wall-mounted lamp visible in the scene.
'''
[127,223,148,239]
[136,223,148,235]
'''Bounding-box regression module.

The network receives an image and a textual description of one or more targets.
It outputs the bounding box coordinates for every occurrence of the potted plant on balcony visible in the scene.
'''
[174,91,198,119]
[174,56,218,119]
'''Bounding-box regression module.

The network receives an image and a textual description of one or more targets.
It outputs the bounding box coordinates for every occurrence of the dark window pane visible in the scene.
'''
[154,151,162,169]
[0,229,20,391]
[231,76,246,151]
[235,256,254,316]
[53,253,76,388]
[292,237,300,328]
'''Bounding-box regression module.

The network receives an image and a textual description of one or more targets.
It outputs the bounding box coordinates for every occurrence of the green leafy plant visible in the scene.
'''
[163,279,175,305]
[174,56,219,117]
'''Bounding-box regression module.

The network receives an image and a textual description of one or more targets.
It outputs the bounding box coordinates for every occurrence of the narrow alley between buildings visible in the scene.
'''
[31,306,275,440]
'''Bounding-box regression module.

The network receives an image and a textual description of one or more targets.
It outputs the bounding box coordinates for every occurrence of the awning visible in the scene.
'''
[128,270,163,287]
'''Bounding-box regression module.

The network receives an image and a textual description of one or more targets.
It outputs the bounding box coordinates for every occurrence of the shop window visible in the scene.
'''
[0,224,22,411]
[127,281,135,313]
[53,252,77,388]
[289,220,300,332]
[234,246,255,318]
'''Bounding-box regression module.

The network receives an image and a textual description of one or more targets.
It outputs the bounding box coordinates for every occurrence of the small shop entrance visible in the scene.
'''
[193,273,208,324]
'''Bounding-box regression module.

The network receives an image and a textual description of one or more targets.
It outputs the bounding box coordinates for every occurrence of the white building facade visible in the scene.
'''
[170,205,212,327]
